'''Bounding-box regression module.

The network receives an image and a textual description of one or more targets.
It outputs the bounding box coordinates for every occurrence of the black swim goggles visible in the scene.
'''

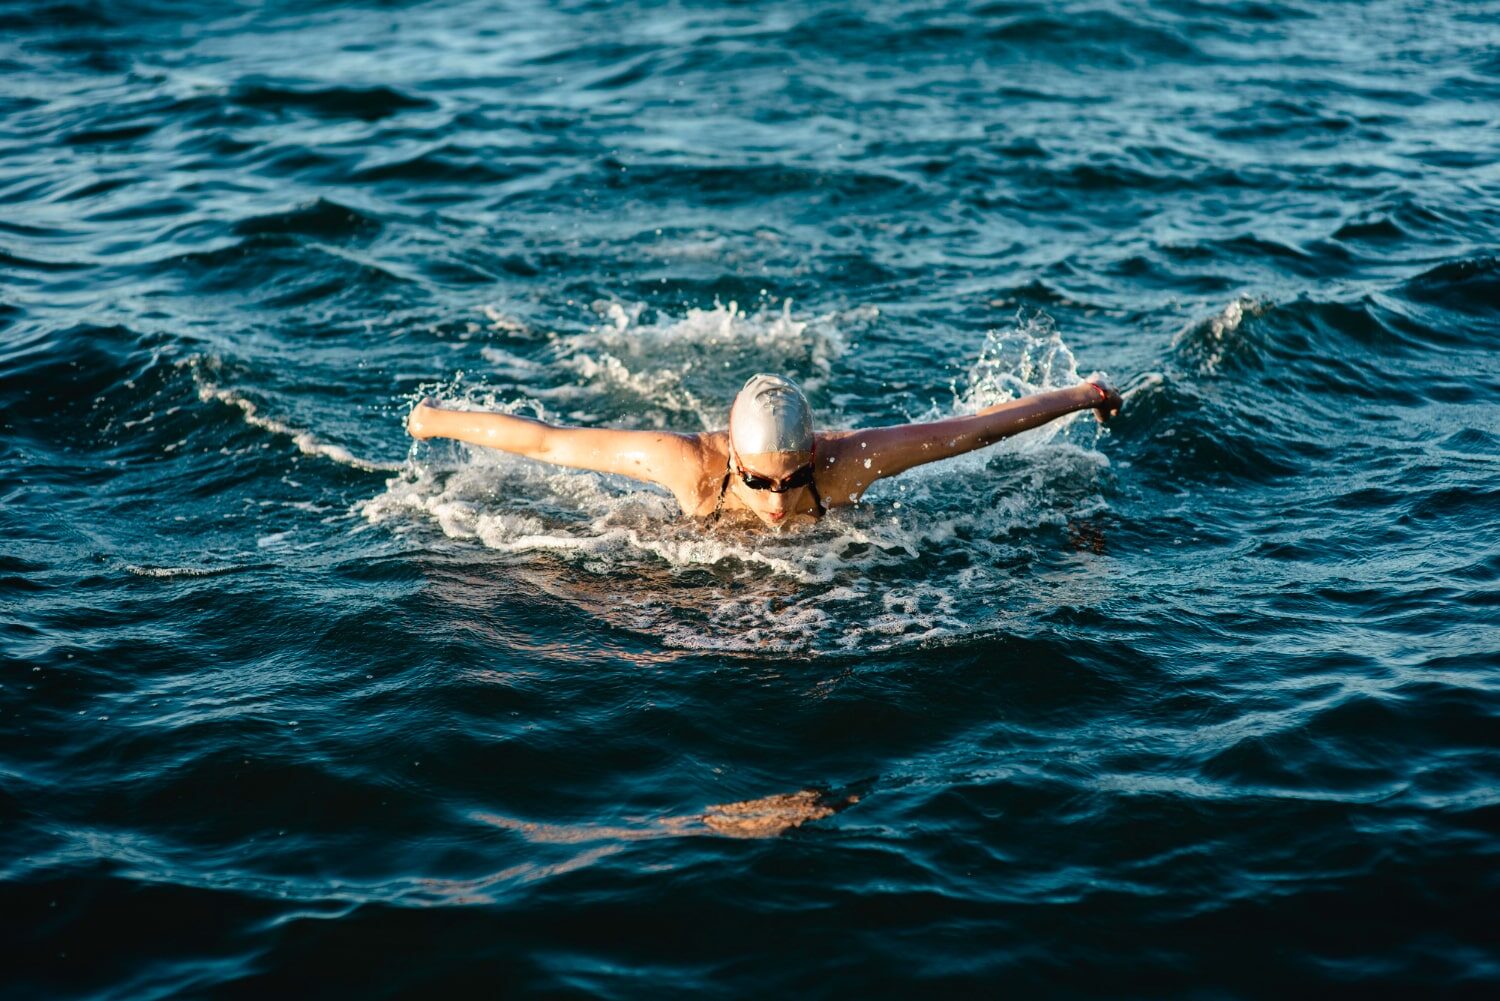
[736,456,815,493]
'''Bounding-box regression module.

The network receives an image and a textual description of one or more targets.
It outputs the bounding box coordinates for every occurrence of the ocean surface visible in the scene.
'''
[3,0,1498,995]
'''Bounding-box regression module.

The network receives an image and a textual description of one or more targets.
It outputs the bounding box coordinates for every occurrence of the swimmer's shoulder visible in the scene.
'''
[812,430,866,503]
[667,430,731,518]
[680,429,728,474]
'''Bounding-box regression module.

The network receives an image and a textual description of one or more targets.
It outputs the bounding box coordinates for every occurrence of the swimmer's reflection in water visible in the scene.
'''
[408,372,1122,531]
[476,788,861,842]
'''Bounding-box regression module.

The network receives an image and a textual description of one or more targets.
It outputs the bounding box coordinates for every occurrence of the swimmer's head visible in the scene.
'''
[729,374,814,456]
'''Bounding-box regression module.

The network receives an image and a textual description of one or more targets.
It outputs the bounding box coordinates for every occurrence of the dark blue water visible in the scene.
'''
[4,0,1499,995]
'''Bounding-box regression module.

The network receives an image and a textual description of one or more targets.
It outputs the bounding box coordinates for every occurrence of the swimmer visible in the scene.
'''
[407,373,1122,529]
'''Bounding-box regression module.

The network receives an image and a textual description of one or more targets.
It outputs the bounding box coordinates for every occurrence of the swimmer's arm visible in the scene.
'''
[406,398,700,486]
[822,381,1120,494]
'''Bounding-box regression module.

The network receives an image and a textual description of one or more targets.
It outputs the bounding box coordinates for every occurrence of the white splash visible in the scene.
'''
[362,302,1110,654]
[549,298,864,429]
[1173,295,1264,374]
[953,307,1083,448]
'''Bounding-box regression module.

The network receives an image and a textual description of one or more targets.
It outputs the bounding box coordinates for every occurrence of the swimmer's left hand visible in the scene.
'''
[1085,375,1122,423]
[407,396,439,440]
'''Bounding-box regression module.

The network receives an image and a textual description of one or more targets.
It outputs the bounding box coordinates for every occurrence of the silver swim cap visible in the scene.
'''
[729,374,814,454]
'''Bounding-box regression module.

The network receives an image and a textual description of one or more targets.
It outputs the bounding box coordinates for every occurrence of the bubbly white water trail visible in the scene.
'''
[185,357,402,473]
[125,564,235,578]
[362,304,1111,653]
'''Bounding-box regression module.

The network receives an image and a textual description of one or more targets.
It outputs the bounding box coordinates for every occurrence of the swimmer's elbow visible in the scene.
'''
[528,427,561,460]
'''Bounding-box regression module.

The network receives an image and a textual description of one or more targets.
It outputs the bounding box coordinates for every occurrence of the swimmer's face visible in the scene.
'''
[733,449,814,528]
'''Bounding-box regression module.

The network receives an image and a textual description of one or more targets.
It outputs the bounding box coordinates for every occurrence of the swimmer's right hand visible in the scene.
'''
[407,397,438,440]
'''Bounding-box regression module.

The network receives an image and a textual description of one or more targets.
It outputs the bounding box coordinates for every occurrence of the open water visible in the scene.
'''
[3,0,1498,996]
